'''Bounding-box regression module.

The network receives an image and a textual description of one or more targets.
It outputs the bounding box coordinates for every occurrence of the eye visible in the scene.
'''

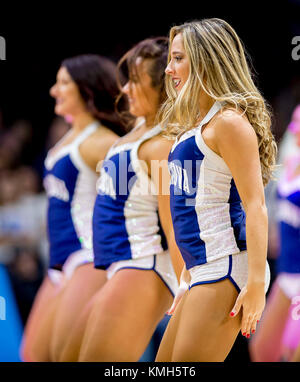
[174,56,182,62]
[58,78,70,85]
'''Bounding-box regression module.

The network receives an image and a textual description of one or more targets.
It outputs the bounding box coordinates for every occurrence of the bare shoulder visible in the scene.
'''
[80,125,119,171]
[213,107,257,142]
[90,126,119,152]
[210,106,262,174]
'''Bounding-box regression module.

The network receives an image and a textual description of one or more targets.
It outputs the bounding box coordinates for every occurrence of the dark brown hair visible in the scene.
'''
[62,54,127,136]
[116,37,169,128]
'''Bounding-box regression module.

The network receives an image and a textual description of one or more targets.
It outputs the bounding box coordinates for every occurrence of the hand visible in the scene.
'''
[167,280,189,315]
[229,282,266,338]
[167,265,190,315]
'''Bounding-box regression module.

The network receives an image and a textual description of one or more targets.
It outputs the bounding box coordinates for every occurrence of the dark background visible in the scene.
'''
[0,0,300,156]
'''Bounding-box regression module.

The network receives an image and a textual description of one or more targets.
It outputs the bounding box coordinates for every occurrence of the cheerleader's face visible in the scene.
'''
[122,57,160,119]
[50,67,86,117]
[165,33,190,93]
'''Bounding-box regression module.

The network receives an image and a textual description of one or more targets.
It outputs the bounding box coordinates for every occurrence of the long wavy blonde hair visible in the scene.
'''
[158,18,277,186]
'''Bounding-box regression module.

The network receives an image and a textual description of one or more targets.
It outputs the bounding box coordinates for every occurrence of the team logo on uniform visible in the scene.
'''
[168,159,203,195]
[43,174,70,202]
[169,161,191,194]
[97,166,117,200]
[277,199,300,228]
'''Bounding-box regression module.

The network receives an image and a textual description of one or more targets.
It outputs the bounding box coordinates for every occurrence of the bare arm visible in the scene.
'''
[213,111,268,336]
[142,136,184,282]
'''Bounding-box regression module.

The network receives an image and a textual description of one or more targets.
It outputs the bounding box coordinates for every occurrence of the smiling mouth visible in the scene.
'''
[173,79,181,88]
[55,98,64,105]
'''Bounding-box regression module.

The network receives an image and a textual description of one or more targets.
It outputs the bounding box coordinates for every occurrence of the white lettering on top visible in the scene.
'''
[44,174,69,202]
[97,168,116,200]
[169,162,190,194]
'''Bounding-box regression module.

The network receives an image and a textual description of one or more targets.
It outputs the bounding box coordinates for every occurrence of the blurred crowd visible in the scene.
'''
[0,115,69,324]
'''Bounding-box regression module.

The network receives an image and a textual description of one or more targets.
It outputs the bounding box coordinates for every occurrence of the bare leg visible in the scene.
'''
[280,306,300,361]
[154,290,189,361]
[249,279,291,362]
[291,341,300,362]
[156,279,241,362]
[78,268,173,362]
[50,264,107,361]
[20,275,61,362]
[31,292,63,361]
[58,292,99,361]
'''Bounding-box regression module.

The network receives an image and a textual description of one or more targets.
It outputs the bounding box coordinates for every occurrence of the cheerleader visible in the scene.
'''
[21,54,126,361]
[69,38,181,362]
[155,18,276,361]
[249,105,300,361]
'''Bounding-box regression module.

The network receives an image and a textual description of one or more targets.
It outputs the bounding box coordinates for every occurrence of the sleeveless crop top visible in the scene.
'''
[168,101,246,270]
[93,121,168,269]
[44,122,98,268]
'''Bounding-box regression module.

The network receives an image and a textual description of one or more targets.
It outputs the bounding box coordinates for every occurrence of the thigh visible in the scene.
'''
[50,264,107,360]
[59,291,99,361]
[21,275,59,361]
[155,290,189,361]
[281,305,300,360]
[32,294,63,361]
[23,276,57,335]
[79,268,173,362]
[170,279,240,361]
[291,342,300,362]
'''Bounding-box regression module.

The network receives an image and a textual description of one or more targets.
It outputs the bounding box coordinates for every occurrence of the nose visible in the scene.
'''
[165,62,174,76]
[50,83,57,98]
[122,81,130,95]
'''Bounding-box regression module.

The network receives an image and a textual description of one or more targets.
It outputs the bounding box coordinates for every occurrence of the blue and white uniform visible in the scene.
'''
[168,101,270,292]
[93,121,178,295]
[276,155,300,298]
[43,122,99,283]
